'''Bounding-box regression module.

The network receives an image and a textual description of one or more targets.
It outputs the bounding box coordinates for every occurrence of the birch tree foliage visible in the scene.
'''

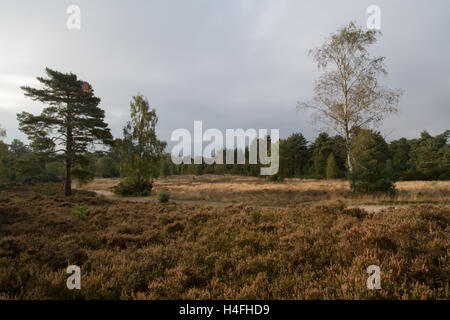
[115,94,166,196]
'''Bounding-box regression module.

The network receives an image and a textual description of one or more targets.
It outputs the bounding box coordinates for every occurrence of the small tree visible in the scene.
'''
[350,129,396,194]
[115,94,166,196]
[312,132,333,178]
[298,22,402,173]
[159,155,172,177]
[326,153,339,179]
[409,130,449,180]
[17,68,112,195]
[279,133,309,178]
[389,137,411,180]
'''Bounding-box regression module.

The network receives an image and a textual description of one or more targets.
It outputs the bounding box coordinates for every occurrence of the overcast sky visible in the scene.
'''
[0,0,449,147]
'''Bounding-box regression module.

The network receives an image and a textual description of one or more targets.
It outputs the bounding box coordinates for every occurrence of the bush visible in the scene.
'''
[113,178,152,196]
[350,159,396,195]
[351,129,397,195]
[72,203,91,216]
[157,190,170,203]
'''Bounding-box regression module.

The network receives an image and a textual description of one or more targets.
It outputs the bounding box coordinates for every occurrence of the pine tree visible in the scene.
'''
[350,129,396,194]
[279,133,309,177]
[312,133,333,178]
[17,68,112,195]
[326,153,339,179]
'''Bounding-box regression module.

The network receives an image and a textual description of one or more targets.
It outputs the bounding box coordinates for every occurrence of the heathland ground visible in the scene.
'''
[0,175,448,299]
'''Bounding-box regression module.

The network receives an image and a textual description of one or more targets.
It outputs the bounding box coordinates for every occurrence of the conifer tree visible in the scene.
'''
[17,68,112,195]
[326,153,339,179]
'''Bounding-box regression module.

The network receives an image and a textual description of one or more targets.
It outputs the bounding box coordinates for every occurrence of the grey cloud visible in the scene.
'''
[0,0,448,145]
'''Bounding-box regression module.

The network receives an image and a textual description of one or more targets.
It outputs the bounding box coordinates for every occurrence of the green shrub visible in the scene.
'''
[350,129,397,195]
[350,158,396,195]
[157,190,170,203]
[72,203,91,216]
[113,178,152,196]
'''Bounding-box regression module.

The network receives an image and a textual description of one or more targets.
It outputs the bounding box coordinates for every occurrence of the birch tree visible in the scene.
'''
[298,22,402,173]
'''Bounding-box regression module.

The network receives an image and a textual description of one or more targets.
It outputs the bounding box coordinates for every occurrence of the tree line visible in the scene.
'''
[1,124,448,184]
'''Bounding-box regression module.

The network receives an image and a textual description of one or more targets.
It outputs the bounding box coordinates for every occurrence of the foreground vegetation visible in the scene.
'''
[0,184,448,299]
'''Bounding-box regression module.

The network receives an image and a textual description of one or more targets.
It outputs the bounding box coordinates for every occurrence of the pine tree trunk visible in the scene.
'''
[65,123,73,196]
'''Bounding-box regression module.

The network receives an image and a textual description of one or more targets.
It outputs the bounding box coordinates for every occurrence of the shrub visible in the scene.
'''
[350,158,396,195]
[157,190,170,203]
[72,203,91,216]
[351,129,397,195]
[113,178,152,196]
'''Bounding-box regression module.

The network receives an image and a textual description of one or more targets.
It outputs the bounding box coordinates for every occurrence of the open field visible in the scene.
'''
[0,183,449,299]
[81,175,450,208]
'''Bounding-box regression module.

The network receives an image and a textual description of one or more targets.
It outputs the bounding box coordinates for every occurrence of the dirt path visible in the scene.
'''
[91,190,449,213]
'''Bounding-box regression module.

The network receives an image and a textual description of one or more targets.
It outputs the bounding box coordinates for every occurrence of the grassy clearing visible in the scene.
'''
[82,175,450,207]
[0,184,448,299]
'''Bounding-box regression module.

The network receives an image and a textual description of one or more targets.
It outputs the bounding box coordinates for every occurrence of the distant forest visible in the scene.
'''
[1,128,448,185]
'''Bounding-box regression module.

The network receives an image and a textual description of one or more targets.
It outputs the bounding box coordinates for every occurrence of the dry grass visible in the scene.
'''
[0,184,448,299]
[82,175,450,207]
